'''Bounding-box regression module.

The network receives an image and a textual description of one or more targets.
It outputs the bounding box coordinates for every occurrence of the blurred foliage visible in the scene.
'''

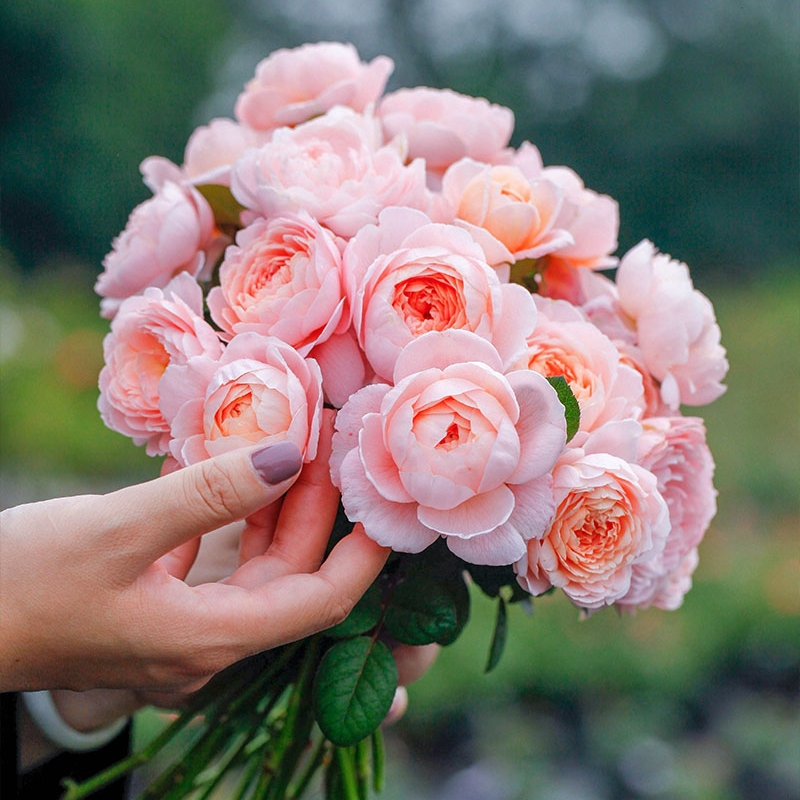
[1,0,798,280]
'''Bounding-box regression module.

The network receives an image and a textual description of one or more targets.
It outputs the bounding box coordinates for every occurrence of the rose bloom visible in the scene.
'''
[330,330,567,565]
[617,416,717,610]
[207,212,346,354]
[159,331,323,466]
[234,42,393,131]
[379,87,515,185]
[98,273,224,456]
[441,158,573,262]
[231,107,428,239]
[342,206,538,382]
[515,296,645,431]
[615,240,728,408]
[516,422,670,610]
[538,165,619,270]
[95,180,221,318]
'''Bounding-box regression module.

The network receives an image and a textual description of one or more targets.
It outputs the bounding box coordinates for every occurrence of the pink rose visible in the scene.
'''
[182,118,267,186]
[98,273,224,456]
[539,165,619,270]
[343,206,538,381]
[331,330,567,565]
[617,416,716,610]
[516,422,670,609]
[95,181,221,318]
[231,107,428,239]
[207,212,346,354]
[234,42,393,131]
[441,158,573,262]
[379,87,514,184]
[160,331,323,466]
[514,295,645,431]
[615,240,728,408]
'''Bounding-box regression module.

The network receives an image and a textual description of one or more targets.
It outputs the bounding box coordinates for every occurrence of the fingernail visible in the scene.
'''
[251,441,303,485]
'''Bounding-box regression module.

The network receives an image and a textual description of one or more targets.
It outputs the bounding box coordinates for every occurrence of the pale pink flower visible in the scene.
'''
[343,206,538,381]
[95,181,221,318]
[160,331,323,466]
[441,158,573,263]
[617,416,716,610]
[378,87,514,185]
[516,421,670,609]
[207,212,346,354]
[615,240,728,408]
[98,273,224,456]
[539,165,619,270]
[515,296,645,431]
[235,42,393,131]
[231,107,428,239]
[182,118,267,185]
[331,330,567,565]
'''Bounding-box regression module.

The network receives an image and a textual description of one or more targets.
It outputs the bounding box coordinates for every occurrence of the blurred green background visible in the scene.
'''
[1,1,798,798]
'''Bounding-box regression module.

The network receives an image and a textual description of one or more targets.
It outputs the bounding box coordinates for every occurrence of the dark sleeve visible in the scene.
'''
[0,693,133,800]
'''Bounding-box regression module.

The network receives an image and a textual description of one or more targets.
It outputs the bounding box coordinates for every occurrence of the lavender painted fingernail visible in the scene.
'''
[251,441,303,485]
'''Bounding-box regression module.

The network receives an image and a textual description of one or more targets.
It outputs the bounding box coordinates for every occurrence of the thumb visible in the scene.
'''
[96,441,304,571]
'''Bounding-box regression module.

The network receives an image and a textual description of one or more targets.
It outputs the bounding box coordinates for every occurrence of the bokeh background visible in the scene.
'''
[2,1,798,798]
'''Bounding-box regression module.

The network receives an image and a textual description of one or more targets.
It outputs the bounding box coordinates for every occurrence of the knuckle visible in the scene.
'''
[186,460,247,526]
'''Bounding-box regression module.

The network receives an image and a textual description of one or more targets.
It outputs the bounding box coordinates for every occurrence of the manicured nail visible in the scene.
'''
[251,441,303,485]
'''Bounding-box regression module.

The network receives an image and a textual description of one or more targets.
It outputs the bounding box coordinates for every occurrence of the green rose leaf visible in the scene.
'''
[327,582,383,639]
[485,596,508,673]
[313,637,398,747]
[384,571,462,646]
[547,375,581,442]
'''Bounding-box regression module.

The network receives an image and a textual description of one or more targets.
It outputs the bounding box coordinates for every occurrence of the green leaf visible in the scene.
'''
[327,583,383,639]
[485,597,508,673]
[546,375,581,442]
[384,572,460,646]
[195,183,246,228]
[313,637,398,747]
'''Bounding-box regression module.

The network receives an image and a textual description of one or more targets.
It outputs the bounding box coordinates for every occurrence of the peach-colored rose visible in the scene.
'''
[234,42,393,131]
[615,240,728,408]
[441,158,573,262]
[160,331,323,466]
[343,206,538,381]
[98,273,224,456]
[207,212,345,354]
[330,330,566,565]
[95,181,221,318]
[514,295,645,431]
[231,107,428,239]
[379,87,514,185]
[617,416,716,610]
[516,422,670,609]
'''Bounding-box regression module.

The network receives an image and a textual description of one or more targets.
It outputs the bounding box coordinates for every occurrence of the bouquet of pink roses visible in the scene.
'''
[68,41,728,800]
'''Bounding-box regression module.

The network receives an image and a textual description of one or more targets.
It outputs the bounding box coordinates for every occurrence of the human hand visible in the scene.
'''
[0,411,389,694]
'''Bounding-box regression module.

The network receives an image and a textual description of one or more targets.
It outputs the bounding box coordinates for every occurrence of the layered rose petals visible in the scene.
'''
[343,206,538,381]
[98,274,224,456]
[516,428,670,610]
[207,212,345,354]
[95,181,222,318]
[331,330,567,565]
[235,42,393,131]
[160,332,323,466]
